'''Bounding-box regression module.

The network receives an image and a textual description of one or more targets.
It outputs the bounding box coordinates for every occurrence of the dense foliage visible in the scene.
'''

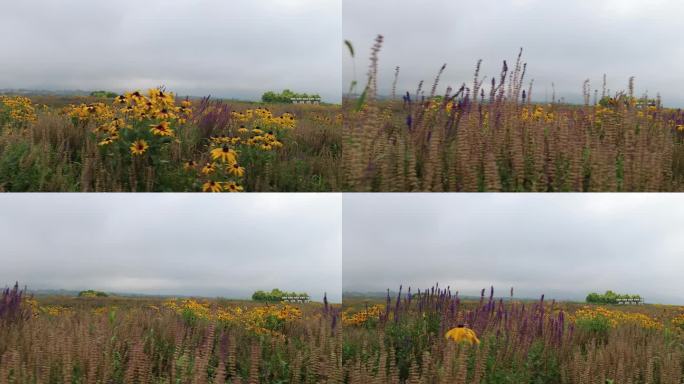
[77,289,109,297]
[251,288,309,302]
[261,89,321,103]
[586,290,642,304]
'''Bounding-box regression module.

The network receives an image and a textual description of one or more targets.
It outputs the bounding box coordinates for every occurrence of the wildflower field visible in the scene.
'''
[0,91,341,192]
[342,286,684,383]
[343,36,684,192]
[0,285,341,383]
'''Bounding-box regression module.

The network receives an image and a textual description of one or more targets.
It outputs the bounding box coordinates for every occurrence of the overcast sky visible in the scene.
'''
[0,194,341,302]
[344,0,684,106]
[0,0,341,102]
[343,194,684,305]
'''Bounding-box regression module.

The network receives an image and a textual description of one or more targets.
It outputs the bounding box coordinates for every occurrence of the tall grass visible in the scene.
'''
[342,285,684,383]
[342,36,684,191]
[0,95,341,192]
[0,293,342,383]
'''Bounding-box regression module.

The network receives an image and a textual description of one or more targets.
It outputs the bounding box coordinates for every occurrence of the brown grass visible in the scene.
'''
[342,37,684,192]
[0,295,341,383]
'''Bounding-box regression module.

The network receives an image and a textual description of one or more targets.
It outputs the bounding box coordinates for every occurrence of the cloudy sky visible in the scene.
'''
[344,0,684,106]
[0,194,342,302]
[0,0,341,102]
[343,194,684,305]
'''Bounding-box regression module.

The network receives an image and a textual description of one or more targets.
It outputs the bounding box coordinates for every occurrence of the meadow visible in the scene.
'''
[342,286,684,383]
[342,36,684,192]
[0,91,341,192]
[0,284,342,383]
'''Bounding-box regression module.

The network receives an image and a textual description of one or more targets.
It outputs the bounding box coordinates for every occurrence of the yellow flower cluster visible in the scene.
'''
[195,143,244,192]
[191,107,294,192]
[22,297,39,317]
[573,306,662,330]
[227,108,292,151]
[64,89,192,156]
[342,304,384,326]
[231,107,296,131]
[65,102,115,125]
[311,112,342,126]
[0,95,37,127]
[164,298,213,320]
[521,105,554,123]
[217,304,302,336]
[163,298,302,336]
[40,305,72,317]
[671,313,684,331]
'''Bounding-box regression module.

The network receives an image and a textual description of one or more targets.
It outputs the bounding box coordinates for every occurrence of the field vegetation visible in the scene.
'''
[0,284,341,383]
[343,36,684,191]
[0,90,341,192]
[342,285,684,383]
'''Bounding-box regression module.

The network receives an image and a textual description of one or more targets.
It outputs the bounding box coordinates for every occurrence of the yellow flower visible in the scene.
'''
[150,121,174,137]
[183,160,197,171]
[155,108,175,120]
[98,137,114,146]
[225,182,244,192]
[210,146,237,163]
[445,326,480,345]
[201,162,217,175]
[228,162,245,177]
[202,180,223,192]
[130,139,149,155]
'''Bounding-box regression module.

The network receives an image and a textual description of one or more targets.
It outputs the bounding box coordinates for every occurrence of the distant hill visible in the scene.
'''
[0,88,91,96]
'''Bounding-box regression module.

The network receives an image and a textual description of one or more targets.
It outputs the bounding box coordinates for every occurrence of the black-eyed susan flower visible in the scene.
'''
[228,162,245,177]
[202,180,223,192]
[225,181,244,192]
[201,162,217,175]
[444,325,480,345]
[210,135,231,144]
[210,145,237,163]
[130,139,149,155]
[150,121,174,137]
[155,108,174,119]
[98,137,114,146]
[183,160,197,171]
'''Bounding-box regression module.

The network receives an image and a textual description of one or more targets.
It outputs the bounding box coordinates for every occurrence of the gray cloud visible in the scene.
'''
[344,0,684,106]
[0,0,341,102]
[343,194,684,304]
[0,193,342,302]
